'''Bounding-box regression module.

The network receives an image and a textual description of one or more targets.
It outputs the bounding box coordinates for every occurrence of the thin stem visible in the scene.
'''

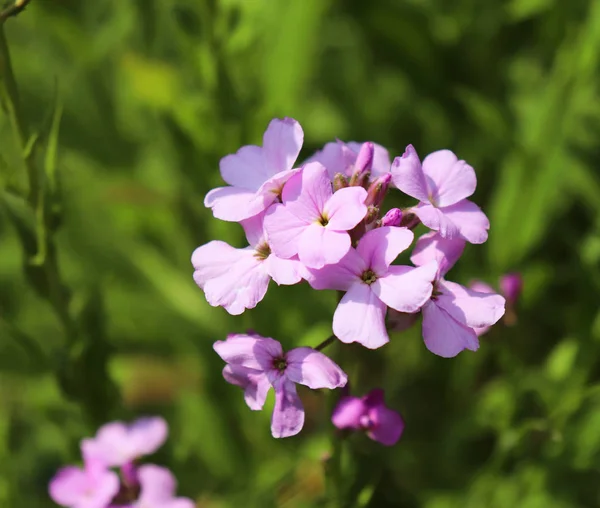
[0,0,31,23]
[315,335,336,351]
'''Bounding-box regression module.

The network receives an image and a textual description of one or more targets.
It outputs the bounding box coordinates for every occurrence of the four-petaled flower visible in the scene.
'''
[305,226,438,349]
[214,333,348,438]
[332,389,404,446]
[265,162,368,269]
[391,145,489,243]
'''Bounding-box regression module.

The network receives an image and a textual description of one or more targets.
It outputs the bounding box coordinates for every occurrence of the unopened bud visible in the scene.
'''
[399,211,420,229]
[499,273,522,305]
[349,142,374,187]
[365,205,379,225]
[380,208,402,227]
[365,173,392,207]
[333,172,349,191]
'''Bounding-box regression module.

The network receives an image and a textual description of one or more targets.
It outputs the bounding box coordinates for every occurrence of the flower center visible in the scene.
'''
[318,214,329,227]
[272,357,287,372]
[254,242,271,260]
[361,269,377,285]
[431,281,442,300]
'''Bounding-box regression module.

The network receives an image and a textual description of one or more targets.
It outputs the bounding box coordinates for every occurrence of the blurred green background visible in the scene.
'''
[1,0,600,506]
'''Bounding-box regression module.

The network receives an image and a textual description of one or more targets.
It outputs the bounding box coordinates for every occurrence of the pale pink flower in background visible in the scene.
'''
[192,212,302,315]
[264,162,368,269]
[391,145,489,244]
[205,118,303,222]
[411,232,505,357]
[332,389,404,446]
[214,333,347,438]
[305,227,437,349]
[129,465,195,508]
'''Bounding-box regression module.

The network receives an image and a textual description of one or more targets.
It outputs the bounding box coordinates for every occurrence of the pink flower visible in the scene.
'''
[411,232,505,357]
[129,465,195,508]
[205,118,304,222]
[49,454,119,508]
[468,280,496,336]
[191,212,302,315]
[332,389,404,446]
[391,145,489,244]
[308,140,391,182]
[264,162,368,269]
[214,333,347,438]
[305,227,438,349]
[81,417,167,467]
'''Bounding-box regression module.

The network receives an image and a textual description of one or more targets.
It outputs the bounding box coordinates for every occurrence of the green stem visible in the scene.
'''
[315,335,336,351]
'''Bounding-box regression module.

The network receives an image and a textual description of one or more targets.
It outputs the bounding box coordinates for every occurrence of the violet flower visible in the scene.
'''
[192,211,302,315]
[499,272,523,306]
[128,465,195,508]
[332,389,404,446]
[205,117,303,222]
[264,162,368,269]
[214,333,347,438]
[305,226,438,349]
[391,145,489,244]
[411,232,505,357]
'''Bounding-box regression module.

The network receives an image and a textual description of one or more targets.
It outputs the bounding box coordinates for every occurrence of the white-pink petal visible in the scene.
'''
[264,203,307,259]
[356,226,414,275]
[373,262,437,313]
[421,301,479,358]
[203,186,259,222]
[412,202,461,240]
[441,199,490,244]
[262,117,304,175]
[282,162,332,221]
[421,149,476,207]
[271,380,305,438]
[304,248,364,291]
[219,145,267,190]
[298,225,351,269]
[324,186,368,230]
[265,255,302,285]
[285,347,347,389]
[390,145,429,201]
[410,231,465,276]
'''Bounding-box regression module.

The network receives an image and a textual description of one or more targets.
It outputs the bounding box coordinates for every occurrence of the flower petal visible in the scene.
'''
[299,224,351,269]
[49,467,89,504]
[331,396,366,430]
[282,162,332,220]
[241,212,266,247]
[265,255,302,285]
[421,150,476,206]
[436,280,506,329]
[441,199,490,244]
[307,140,356,180]
[333,283,389,349]
[129,417,168,457]
[421,301,479,357]
[324,186,368,230]
[410,231,465,276]
[271,380,305,438]
[304,248,364,291]
[285,347,347,389]
[213,334,283,371]
[373,262,436,312]
[219,145,267,191]
[412,202,460,239]
[390,145,429,201]
[367,405,405,446]
[262,117,304,174]
[204,186,261,222]
[137,464,177,503]
[222,365,271,410]
[264,203,307,259]
[356,226,414,274]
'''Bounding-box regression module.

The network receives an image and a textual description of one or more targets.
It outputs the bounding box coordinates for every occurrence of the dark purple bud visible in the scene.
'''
[499,273,522,305]
[333,172,349,191]
[365,173,392,207]
[380,208,402,227]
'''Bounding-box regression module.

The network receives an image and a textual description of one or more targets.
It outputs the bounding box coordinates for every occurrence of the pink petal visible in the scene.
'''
[347,141,391,178]
[271,380,305,438]
[410,231,465,276]
[255,167,301,203]
[83,422,129,466]
[164,499,197,508]
[49,467,89,504]
[191,241,247,288]
[213,334,283,371]
[373,262,437,313]
[299,224,351,269]
[265,255,302,285]
[390,145,429,201]
[285,347,348,389]
[262,118,304,175]
[282,162,332,221]
[333,283,389,349]
[219,145,267,191]
[421,150,476,207]
[304,248,364,291]
[469,280,495,294]
[412,202,460,240]
[241,212,266,247]
[441,199,490,244]
[324,186,368,230]
[137,464,176,504]
[307,140,356,180]
[222,365,271,410]
[331,396,366,429]
[263,203,307,259]
[128,417,168,457]
[204,186,262,222]
[198,247,270,315]
[421,301,479,357]
[436,280,506,329]
[356,226,414,274]
[367,405,405,446]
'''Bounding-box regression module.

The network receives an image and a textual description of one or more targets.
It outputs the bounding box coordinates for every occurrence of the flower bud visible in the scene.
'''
[349,142,374,187]
[380,208,402,227]
[499,273,522,305]
[333,172,349,191]
[365,173,392,207]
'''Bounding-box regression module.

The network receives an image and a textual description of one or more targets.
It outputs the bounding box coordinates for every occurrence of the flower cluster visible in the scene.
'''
[193,118,508,440]
[49,417,194,508]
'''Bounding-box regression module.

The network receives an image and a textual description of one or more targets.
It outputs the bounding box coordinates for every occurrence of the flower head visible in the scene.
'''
[214,333,347,438]
[129,465,195,508]
[264,162,368,269]
[205,118,304,222]
[391,145,489,244]
[305,227,438,349]
[332,389,404,446]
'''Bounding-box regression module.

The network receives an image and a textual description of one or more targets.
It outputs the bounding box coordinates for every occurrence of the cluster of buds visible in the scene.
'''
[193,118,512,442]
[49,418,194,508]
